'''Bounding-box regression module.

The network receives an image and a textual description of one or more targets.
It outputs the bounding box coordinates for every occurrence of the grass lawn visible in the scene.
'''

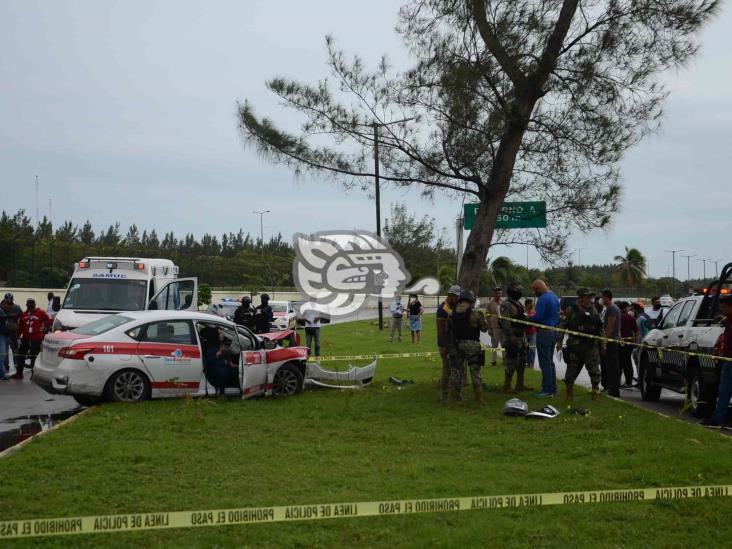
[3,315,732,547]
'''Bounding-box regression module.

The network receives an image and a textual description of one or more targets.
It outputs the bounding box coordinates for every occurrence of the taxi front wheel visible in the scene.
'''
[272,363,304,396]
[106,369,151,403]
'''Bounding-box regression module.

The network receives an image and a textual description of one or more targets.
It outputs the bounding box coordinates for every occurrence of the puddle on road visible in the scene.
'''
[0,410,81,453]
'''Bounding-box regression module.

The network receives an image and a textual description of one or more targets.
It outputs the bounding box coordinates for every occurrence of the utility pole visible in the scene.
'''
[698,258,711,282]
[370,117,414,331]
[664,249,683,297]
[34,175,40,228]
[253,210,270,256]
[713,260,720,278]
[526,243,529,270]
[681,253,696,283]
[575,248,584,268]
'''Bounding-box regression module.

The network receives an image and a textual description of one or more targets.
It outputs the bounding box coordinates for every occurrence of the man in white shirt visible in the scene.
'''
[389,298,406,343]
[303,309,322,357]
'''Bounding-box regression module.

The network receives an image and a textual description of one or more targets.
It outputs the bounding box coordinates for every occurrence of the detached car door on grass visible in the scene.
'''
[133,320,202,394]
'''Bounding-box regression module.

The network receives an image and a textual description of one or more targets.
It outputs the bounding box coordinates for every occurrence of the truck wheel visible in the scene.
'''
[73,395,103,407]
[272,363,304,396]
[639,354,661,402]
[687,368,715,418]
[105,369,151,403]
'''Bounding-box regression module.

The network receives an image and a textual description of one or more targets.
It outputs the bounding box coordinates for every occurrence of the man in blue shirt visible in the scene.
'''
[530,279,561,397]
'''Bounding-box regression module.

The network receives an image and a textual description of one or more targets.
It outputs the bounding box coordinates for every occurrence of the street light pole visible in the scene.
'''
[369,117,414,331]
[681,254,696,283]
[253,210,270,256]
[698,258,711,281]
[713,260,720,277]
[664,249,683,297]
[575,248,584,267]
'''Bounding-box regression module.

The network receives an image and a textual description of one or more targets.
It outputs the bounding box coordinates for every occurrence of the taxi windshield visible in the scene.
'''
[63,278,148,311]
[270,303,288,313]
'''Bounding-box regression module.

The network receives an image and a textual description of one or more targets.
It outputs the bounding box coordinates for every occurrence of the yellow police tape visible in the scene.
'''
[1,484,730,539]
[484,312,732,364]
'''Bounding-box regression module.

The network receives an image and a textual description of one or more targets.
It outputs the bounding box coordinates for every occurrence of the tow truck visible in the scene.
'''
[639,262,731,417]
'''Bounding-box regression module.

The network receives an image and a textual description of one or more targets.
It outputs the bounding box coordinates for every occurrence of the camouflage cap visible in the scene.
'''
[577,288,592,297]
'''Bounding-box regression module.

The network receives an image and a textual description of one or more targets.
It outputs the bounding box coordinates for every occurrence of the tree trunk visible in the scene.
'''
[458,114,530,293]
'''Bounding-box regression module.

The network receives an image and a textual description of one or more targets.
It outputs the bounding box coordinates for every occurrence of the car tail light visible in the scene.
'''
[78,261,89,269]
[58,345,96,360]
[134,262,145,270]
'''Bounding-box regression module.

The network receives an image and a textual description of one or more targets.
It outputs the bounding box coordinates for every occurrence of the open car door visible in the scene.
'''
[236,327,267,399]
[148,278,198,311]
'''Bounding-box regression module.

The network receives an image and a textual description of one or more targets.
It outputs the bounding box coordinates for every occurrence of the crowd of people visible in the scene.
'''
[0,292,56,381]
[431,280,729,409]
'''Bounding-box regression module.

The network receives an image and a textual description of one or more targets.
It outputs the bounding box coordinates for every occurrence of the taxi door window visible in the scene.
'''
[236,327,257,350]
[141,321,196,345]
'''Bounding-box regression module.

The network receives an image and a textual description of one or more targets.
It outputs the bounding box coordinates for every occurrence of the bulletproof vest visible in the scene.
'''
[234,306,255,328]
[449,307,480,341]
[567,304,602,336]
[506,298,527,336]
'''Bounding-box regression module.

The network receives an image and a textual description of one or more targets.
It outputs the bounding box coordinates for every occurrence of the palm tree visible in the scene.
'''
[614,247,647,288]
[488,256,516,289]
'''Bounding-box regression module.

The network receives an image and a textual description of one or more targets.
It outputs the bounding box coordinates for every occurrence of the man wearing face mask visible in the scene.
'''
[645,296,665,330]
[499,281,533,393]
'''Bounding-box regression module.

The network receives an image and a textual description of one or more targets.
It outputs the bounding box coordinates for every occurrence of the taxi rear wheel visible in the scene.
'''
[271,363,304,397]
[106,369,151,403]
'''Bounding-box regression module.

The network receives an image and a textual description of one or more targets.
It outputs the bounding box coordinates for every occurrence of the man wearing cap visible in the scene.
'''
[437,285,460,403]
[556,288,604,400]
[485,287,503,366]
[499,282,533,393]
[13,299,51,379]
[447,290,488,403]
[1,293,22,373]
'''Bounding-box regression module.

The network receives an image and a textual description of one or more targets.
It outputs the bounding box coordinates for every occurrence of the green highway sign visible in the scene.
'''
[463,201,547,230]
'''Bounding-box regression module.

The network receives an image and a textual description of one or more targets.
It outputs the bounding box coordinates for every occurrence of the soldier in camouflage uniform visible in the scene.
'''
[556,288,604,400]
[499,281,534,393]
[447,290,488,403]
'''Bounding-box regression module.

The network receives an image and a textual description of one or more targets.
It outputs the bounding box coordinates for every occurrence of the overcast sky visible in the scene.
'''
[1,0,730,279]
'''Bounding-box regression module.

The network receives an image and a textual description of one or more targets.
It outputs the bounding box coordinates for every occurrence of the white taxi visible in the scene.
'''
[269,301,297,331]
[32,311,310,406]
[32,311,377,406]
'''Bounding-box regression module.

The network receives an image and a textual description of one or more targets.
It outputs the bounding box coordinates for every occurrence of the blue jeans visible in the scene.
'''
[536,329,557,394]
[526,333,537,368]
[0,335,7,378]
[712,363,732,424]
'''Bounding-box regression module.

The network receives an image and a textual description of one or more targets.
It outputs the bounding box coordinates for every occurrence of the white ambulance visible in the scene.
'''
[53,257,198,331]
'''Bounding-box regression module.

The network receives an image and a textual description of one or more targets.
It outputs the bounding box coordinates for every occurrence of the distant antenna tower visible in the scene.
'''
[34,175,40,227]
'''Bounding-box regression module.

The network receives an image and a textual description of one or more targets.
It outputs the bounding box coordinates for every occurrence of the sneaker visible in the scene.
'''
[700,418,722,429]
[535,392,555,398]
[10,372,23,380]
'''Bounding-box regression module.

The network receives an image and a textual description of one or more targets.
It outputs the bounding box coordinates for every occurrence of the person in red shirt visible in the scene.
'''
[618,301,638,388]
[702,295,732,428]
[12,299,51,379]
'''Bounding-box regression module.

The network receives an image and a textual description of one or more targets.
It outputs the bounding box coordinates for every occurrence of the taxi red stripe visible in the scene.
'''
[151,381,200,389]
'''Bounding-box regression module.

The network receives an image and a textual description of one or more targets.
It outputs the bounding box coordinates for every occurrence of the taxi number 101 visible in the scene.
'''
[102,345,114,353]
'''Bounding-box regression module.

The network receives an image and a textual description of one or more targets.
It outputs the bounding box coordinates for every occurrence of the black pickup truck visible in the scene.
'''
[639,262,731,417]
